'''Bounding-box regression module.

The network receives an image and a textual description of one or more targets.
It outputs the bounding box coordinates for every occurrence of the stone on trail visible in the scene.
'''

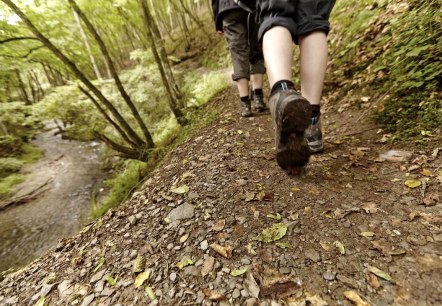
[378,150,412,162]
[166,203,195,222]
[80,294,95,306]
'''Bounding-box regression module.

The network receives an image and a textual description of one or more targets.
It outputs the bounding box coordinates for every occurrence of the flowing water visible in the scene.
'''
[0,124,107,272]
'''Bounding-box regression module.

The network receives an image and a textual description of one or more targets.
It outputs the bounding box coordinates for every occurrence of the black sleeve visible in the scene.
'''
[212,0,223,32]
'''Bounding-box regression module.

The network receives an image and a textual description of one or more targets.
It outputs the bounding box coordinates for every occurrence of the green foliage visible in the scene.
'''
[0,102,41,142]
[0,174,25,197]
[183,71,228,107]
[0,135,23,157]
[92,159,146,218]
[0,158,23,178]
[329,0,442,139]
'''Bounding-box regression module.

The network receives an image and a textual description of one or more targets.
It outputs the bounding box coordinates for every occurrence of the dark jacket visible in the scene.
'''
[212,0,255,32]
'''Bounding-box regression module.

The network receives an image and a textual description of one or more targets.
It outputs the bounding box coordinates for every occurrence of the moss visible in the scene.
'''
[0,174,25,197]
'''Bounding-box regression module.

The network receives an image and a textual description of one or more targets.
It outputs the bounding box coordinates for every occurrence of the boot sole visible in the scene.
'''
[275,95,311,169]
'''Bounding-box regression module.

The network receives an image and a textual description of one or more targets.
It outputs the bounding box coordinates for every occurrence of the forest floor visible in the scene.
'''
[0,85,441,306]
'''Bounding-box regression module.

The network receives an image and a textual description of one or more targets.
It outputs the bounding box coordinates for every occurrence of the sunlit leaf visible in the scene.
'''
[134,271,151,288]
[170,185,189,194]
[334,241,345,254]
[231,266,248,277]
[254,223,287,243]
[368,266,392,281]
[404,179,421,188]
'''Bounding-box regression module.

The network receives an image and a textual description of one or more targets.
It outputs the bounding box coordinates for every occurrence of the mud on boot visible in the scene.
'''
[240,99,252,117]
[253,93,267,112]
[269,89,311,169]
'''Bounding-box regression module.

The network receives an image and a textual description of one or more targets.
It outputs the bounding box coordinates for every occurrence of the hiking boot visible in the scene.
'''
[240,99,252,117]
[306,115,324,153]
[269,89,311,169]
[253,93,267,112]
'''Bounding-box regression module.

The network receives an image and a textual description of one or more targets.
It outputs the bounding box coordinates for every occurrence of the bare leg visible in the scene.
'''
[299,31,328,105]
[262,26,293,88]
[250,74,263,90]
[236,78,250,97]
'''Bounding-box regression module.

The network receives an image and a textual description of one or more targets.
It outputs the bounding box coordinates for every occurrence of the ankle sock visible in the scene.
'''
[311,104,321,118]
[252,88,263,97]
[311,104,321,124]
[240,96,250,102]
[271,80,294,95]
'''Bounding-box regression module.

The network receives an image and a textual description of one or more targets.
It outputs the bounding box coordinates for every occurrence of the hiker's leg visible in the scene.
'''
[250,74,263,90]
[223,9,252,116]
[249,11,266,111]
[296,0,336,105]
[299,31,328,106]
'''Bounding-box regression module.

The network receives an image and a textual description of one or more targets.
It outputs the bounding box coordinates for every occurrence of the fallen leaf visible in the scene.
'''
[231,266,248,277]
[201,256,215,277]
[134,271,151,288]
[423,192,439,206]
[254,223,288,243]
[366,273,381,289]
[133,255,145,273]
[362,202,378,214]
[344,290,370,306]
[176,258,193,269]
[256,191,266,201]
[244,191,256,202]
[179,234,189,243]
[320,240,332,251]
[93,257,105,273]
[276,242,292,249]
[267,213,282,220]
[105,275,118,286]
[35,296,46,306]
[211,219,226,231]
[244,273,260,298]
[246,243,256,255]
[334,241,346,254]
[360,232,375,237]
[170,185,190,194]
[368,266,392,281]
[145,286,156,300]
[202,288,225,301]
[404,179,421,188]
[210,243,233,258]
[420,169,433,176]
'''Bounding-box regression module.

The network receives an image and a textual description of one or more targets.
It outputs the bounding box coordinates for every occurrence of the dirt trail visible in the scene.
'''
[0,86,441,305]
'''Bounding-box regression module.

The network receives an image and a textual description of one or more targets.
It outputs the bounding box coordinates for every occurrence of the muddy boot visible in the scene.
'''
[240,99,252,117]
[306,114,324,153]
[269,89,311,170]
[253,93,267,112]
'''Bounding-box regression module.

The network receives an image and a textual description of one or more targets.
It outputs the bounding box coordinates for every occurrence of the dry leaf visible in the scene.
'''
[420,169,433,176]
[210,243,233,258]
[231,266,248,277]
[360,232,375,237]
[176,258,193,269]
[344,290,370,306]
[134,271,151,288]
[211,219,226,231]
[145,286,156,300]
[133,255,145,273]
[404,179,421,188]
[201,256,215,277]
[320,240,332,251]
[368,266,392,281]
[334,241,346,254]
[179,234,189,243]
[423,192,439,206]
[362,202,378,214]
[202,288,225,301]
[267,213,282,220]
[366,273,381,289]
[170,185,190,194]
[254,223,288,243]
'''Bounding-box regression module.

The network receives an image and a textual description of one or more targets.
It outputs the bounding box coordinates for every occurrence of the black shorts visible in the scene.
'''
[222,9,266,81]
[258,0,336,44]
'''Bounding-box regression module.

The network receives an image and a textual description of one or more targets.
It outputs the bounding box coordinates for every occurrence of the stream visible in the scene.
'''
[0,123,107,272]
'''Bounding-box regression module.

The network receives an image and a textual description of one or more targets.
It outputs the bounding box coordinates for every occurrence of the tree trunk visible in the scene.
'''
[139,0,187,125]
[1,0,148,150]
[68,0,154,146]
[72,8,102,80]
[15,70,30,105]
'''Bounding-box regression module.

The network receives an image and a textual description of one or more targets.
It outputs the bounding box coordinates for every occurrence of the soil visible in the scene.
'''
[0,86,441,306]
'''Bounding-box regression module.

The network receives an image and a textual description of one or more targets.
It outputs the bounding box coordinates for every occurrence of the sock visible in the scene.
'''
[240,96,250,102]
[271,80,294,95]
[252,88,263,97]
[311,104,321,124]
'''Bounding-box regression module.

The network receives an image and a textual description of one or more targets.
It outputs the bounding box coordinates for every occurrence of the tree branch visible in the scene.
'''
[0,36,39,44]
